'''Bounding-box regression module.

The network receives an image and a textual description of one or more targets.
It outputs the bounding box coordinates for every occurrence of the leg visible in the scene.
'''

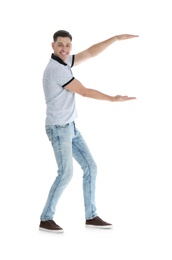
[72,125,97,220]
[40,124,73,221]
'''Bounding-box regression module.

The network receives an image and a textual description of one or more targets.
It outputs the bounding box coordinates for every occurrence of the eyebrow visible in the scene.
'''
[57,42,71,45]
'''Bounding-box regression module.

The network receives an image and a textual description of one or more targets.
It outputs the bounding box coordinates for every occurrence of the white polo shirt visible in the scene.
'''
[43,54,78,125]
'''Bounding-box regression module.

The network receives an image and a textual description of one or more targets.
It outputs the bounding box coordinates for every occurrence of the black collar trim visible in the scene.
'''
[51,53,67,66]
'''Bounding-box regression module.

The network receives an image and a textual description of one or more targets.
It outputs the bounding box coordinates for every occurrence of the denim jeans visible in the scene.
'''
[40,122,97,221]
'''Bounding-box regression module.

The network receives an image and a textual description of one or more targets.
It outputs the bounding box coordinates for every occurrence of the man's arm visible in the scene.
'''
[65,79,136,102]
[74,34,138,66]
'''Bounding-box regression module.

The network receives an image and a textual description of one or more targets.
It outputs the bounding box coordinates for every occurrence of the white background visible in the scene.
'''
[0,0,172,259]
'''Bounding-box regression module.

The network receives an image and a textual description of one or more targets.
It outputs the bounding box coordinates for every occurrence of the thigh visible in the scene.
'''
[72,128,96,167]
[46,124,73,166]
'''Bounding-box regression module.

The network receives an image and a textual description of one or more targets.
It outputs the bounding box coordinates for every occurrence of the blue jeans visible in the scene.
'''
[40,122,97,220]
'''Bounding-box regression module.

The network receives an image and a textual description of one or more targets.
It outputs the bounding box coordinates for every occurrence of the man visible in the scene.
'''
[39,30,138,233]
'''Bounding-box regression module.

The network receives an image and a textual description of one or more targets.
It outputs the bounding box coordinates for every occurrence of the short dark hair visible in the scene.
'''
[53,30,72,42]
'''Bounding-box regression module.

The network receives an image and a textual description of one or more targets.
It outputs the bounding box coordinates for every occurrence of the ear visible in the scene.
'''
[51,42,54,50]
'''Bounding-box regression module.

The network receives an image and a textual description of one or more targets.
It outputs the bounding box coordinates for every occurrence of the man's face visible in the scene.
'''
[52,36,72,61]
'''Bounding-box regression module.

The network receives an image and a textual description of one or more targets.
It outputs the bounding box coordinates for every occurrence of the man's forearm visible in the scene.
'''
[88,34,138,58]
[88,36,118,57]
[82,88,136,102]
[82,88,113,101]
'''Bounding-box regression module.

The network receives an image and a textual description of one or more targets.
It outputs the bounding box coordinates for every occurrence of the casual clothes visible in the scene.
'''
[43,54,77,125]
[40,54,98,221]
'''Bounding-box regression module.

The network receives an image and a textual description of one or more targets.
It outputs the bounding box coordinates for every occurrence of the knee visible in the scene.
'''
[85,160,97,176]
[63,168,73,184]
[66,171,73,183]
[91,161,97,174]
[58,165,73,185]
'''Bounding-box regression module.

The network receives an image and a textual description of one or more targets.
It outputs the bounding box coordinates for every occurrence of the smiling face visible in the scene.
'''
[52,37,72,62]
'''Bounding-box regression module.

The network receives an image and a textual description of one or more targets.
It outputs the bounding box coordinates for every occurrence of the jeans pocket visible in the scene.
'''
[45,127,53,143]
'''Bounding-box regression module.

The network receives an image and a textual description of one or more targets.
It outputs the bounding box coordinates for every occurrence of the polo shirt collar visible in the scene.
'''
[51,53,67,66]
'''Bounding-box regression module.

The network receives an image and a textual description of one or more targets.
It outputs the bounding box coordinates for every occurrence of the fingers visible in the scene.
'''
[117,34,139,40]
[113,95,136,101]
[129,35,139,37]
[125,96,137,100]
[124,97,137,100]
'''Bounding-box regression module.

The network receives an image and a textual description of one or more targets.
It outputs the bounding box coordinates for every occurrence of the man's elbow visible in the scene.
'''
[78,88,90,98]
[81,88,91,98]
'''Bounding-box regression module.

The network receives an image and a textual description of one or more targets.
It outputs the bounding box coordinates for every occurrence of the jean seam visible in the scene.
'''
[44,131,64,219]
[72,143,94,218]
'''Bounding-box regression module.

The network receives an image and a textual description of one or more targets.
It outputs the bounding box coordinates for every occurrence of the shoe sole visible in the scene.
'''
[85,224,113,229]
[39,227,64,233]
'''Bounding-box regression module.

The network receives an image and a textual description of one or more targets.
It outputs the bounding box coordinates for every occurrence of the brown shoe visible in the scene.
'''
[39,220,64,233]
[86,216,113,229]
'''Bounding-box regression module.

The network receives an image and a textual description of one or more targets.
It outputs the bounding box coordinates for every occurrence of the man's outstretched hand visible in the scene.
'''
[116,34,139,40]
[112,95,136,102]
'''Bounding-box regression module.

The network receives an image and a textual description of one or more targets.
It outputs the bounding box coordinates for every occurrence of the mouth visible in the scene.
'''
[60,52,68,58]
